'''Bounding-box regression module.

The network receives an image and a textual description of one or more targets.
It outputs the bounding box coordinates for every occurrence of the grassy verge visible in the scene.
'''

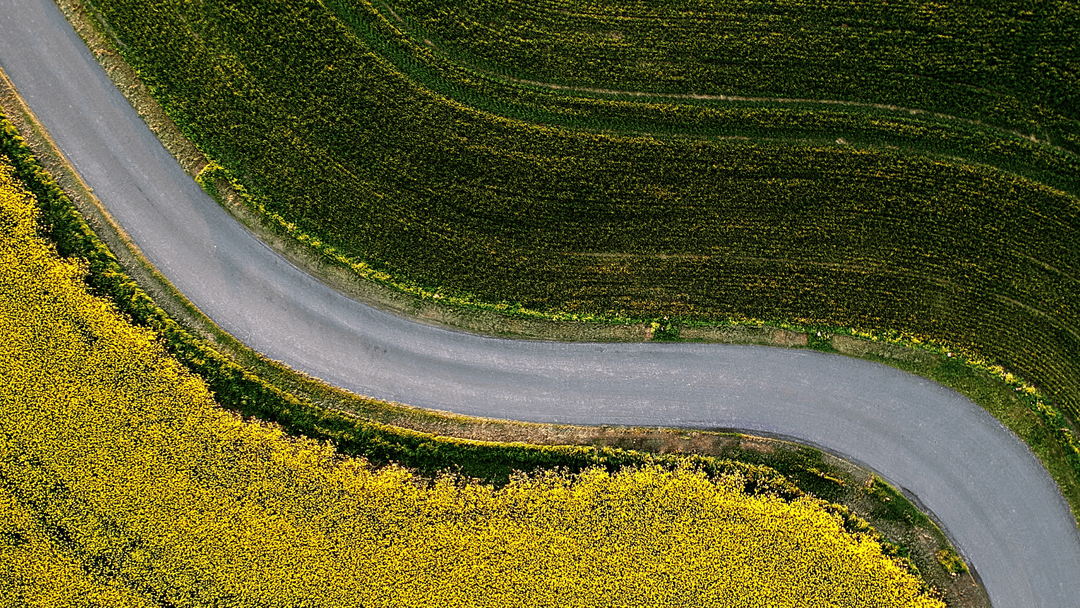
[1,66,982,601]
[821,327,1080,522]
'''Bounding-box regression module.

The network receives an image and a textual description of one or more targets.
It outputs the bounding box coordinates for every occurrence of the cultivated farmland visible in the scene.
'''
[0,149,944,606]
[82,0,1080,427]
[372,0,1079,151]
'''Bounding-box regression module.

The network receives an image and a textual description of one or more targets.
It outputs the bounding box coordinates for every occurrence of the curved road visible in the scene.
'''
[3,1,1080,606]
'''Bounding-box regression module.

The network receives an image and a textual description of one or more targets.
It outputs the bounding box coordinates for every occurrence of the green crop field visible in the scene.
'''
[82,0,1080,429]
[372,0,1080,151]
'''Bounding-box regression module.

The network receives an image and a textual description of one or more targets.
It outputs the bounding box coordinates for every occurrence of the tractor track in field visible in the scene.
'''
[376,2,1073,156]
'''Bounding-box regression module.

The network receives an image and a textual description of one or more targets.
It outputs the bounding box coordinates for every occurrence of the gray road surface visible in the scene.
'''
[2,1,1079,605]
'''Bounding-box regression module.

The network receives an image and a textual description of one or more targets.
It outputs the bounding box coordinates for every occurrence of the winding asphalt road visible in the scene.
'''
[3,1,1080,605]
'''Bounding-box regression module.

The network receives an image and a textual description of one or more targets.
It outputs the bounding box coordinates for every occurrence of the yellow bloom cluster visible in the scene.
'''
[0,481,153,607]
[0,159,942,606]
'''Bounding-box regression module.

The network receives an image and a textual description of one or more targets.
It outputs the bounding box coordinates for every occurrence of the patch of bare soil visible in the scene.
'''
[831,334,938,363]
[680,324,808,347]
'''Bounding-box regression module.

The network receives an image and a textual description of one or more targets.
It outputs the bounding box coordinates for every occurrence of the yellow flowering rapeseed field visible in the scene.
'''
[0,157,943,606]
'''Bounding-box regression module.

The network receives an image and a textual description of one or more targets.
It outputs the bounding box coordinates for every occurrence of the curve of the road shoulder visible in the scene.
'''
[2,1,1079,606]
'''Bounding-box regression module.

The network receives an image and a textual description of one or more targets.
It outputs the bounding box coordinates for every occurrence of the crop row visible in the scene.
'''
[331,0,1080,195]
[86,0,1080,422]
[379,0,1080,152]
[0,151,942,606]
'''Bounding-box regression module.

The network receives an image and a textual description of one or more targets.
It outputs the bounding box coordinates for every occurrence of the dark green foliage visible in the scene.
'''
[332,0,1080,193]
[866,477,930,527]
[377,0,1080,153]
[806,330,838,353]
[710,441,850,502]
